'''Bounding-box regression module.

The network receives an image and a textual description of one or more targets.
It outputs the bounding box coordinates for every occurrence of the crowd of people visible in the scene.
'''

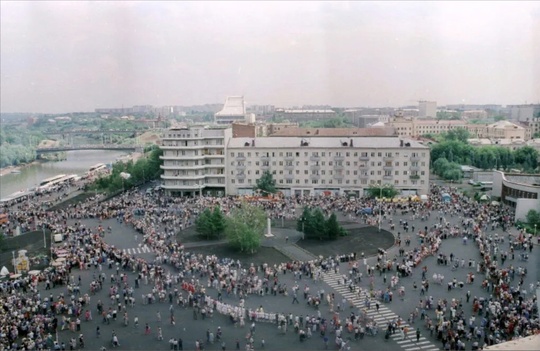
[0,180,539,351]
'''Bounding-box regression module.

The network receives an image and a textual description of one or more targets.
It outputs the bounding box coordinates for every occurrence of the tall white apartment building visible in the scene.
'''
[215,96,247,125]
[225,137,429,197]
[160,126,232,196]
[418,101,437,118]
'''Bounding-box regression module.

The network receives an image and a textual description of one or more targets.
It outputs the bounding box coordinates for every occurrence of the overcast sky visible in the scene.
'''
[1,1,539,113]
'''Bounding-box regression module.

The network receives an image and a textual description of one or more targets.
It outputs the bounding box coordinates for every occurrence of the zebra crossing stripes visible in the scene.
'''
[321,271,440,351]
[122,245,152,255]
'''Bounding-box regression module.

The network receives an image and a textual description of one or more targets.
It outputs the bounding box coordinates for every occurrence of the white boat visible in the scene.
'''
[11,170,21,174]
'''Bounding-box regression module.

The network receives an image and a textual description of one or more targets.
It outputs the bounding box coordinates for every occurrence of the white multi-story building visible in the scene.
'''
[225,137,430,197]
[215,96,247,125]
[418,101,437,118]
[160,126,232,196]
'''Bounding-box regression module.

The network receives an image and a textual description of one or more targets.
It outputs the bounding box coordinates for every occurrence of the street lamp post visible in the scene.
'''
[535,224,537,236]
[42,225,46,249]
[378,183,391,232]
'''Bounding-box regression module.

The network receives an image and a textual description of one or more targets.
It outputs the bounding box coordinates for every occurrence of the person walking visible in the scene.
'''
[416,328,421,342]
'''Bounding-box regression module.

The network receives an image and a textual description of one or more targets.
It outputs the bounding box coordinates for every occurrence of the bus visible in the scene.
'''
[478,181,493,191]
[87,163,107,173]
[37,174,78,192]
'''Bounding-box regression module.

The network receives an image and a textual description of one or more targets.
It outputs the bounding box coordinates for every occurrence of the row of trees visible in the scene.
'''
[428,128,540,180]
[91,146,163,193]
[297,207,347,240]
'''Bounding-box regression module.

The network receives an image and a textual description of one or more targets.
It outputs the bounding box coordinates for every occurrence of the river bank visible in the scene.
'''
[0,160,44,177]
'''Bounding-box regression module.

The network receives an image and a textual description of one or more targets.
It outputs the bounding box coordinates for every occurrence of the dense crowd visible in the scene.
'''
[0,182,538,351]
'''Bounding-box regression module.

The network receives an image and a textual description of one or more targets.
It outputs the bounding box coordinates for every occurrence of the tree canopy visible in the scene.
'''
[365,185,399,199]
[429,135,538,175]
[297,207,347,240]
[254,171,277,194]
[224,201,266,253]
[195,206,225,240]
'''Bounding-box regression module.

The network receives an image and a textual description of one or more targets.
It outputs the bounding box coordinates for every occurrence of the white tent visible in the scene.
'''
[0,266,9,277]
[420,195,428,202]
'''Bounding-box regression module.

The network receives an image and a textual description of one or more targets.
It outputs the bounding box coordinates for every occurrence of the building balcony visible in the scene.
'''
[203,153,225,158]
[383,175,393,180]
[410,175,420,180]
[383,165,394,171]
[160,155,204,161]
[284,156,295,161]
[261,155,270,162]
[383,156,394,161]
[236,156,246,161]
[409,166,420,171]
[410,155,421,161]
[334,155,345,161]
[236,173,246,179]
[359,173,370,179]
[160,183,205,190]
[236,164,246,170]
[310,156,320,162]
[160,164,205,170]
[310,165,320,171]
[359,156,370,161]
[333,173,344,180]
[284,165,295,170]
[261,164,271,170]
[310,174,320,180]
[334,164,344,170]
[205,174,225,178]
[284,173,295,180]
[161,174,205,181]
[359,164,369,170]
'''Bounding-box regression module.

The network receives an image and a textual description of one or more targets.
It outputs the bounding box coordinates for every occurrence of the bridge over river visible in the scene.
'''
[36,144,140,154]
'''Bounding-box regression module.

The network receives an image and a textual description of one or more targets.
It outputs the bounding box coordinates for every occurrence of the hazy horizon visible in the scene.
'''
[1,1,539,114]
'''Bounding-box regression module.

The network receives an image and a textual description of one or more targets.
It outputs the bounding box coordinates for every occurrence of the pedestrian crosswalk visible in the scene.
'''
[122,245,153,255]
[321,271,440,351]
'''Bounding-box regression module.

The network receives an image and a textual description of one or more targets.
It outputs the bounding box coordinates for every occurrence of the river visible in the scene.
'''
[0,150,129,198]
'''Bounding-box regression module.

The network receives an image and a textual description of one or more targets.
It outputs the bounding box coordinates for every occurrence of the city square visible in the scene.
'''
[1,183,538,351]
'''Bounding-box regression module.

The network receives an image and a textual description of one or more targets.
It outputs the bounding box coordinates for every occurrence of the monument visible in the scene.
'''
[265,218,274,238]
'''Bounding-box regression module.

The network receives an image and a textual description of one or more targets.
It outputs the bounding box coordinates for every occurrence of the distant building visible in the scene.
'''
[462,110,488,120]
[215,96,247,125]
[269,127,396,138]
[508,104,540,122]
[274,109,337,122]
[468,120,526,140]
[343,110,390,128]
[418,101,437,119]
[388,116,467,137]
[231,122,299,138]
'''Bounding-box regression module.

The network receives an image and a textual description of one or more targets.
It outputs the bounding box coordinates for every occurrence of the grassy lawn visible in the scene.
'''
[297,226,395,258]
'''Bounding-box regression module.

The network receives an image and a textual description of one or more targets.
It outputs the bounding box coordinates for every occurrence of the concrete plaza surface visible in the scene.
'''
[40,202,539,351]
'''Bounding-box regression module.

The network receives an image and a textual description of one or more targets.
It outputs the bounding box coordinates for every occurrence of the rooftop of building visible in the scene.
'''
[215,96,245,117]
[270,127,396,137]
[503,173,540,187]
[228,136,428,149]
[487,120,524,129]
[280,109,336,114]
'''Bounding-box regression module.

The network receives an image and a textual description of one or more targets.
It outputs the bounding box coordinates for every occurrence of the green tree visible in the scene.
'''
[225,202,266,253]
[365,186,399,199]
[493,115,506,121]
[195,206,225,240]
[526,209,540,227]
[254,171,277,194]
[311,208,327,240]
[325,213,341,240]
[297,207,313,233]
